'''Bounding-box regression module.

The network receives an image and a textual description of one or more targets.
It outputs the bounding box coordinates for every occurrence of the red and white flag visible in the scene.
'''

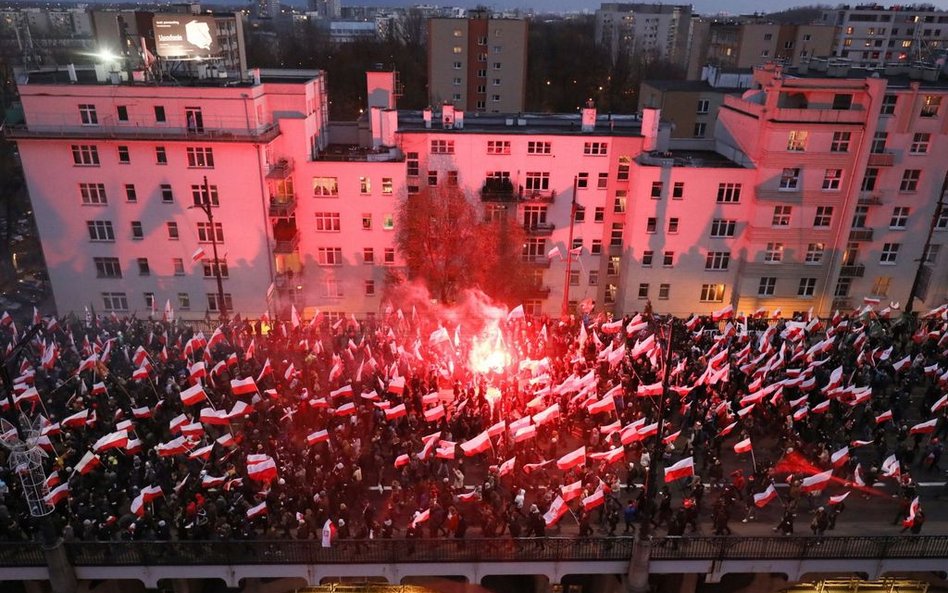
[44,483,70,506]
[384,404,407,421]
[513,424,537,443]
[875,409,893,424]
[247,501,268,519]
[394,453,410,468]
[157,436,190,457]
[334,402,356,416]
[188,443,214,460]
[831,446,850,468]
[179,384,207,406]
[191,247,206,263]
[544,495,569,527]
[306,429,330,445]
[801,469,833,493]
[909,419,937,435]
[460,430,492,456]
[582,487,605,511]
[557,446,586,471]
[424,404,445,423]
[664,456,695,483]
[828,491,850,505]
[902,496,921,528]
[753,484,778,508]
[230,377,258,396]
[587,394,616,415]
[733,438,752,454]
[62,410,89,429]
[636,382,663,397]
[75,451,101,475]
[561,480,583,502]
[93,430,128,453]
[247,457,278,482]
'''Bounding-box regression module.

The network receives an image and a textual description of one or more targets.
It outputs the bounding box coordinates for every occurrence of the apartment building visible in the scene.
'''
[595,3,693,68]
[821,4,947,68]
[687,21,836,76]
[427,10,527,113]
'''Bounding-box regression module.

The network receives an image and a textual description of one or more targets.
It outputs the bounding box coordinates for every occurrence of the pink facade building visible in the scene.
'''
[9,63,948,321]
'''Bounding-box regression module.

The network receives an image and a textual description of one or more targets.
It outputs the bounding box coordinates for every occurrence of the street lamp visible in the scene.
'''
[190,175,228,323]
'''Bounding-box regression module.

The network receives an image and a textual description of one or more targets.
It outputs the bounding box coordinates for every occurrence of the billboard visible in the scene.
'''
[153,14,220,59]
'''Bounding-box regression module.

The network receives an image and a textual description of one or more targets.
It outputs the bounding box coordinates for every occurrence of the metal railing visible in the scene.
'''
[2,535,946,568]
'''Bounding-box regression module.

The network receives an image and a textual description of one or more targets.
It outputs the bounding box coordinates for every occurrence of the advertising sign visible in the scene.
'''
[153,14,220,59]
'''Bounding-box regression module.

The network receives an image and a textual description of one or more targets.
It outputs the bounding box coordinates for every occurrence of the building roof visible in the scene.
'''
[786,65,948,89]
[397,111,645,136]
[637,149,745,169]
[20,67,320,87]
[641,79,746,93]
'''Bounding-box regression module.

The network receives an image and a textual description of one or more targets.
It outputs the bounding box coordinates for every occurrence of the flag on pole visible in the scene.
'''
[664,456,695,483]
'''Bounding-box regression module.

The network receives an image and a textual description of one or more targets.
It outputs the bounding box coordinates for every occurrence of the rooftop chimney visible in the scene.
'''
[423,108,432,129]
[581,99,596,132]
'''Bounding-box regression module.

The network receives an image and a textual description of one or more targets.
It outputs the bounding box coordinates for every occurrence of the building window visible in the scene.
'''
[94,257,122,278]
[365,280,376,297]
[822,169,842,191]
[584,142,608,156]
[881,94,897,115]
[406,153,419,177]
[646,217,657,233]
[764,242,784,263]
[196,221,224,243]
[700,284,725,302]
[313,177,339,197]
[705,252,729,271]
[852,205,868,229]
[832,94,853,110]
[452,61,462,69]
[772,205,792,227]
[613,194,626,213]
[186,147,214,168]
[936,208,948,230]
[178,293,191,310]
[144,292,155,310]
[315,212,341,232]
[638,283,649,299]
[758,277,776,296]
[574,208,585,223]
[617,156,630,180]
[835,277,852,298]
[900,169,921,192]
[384,248,396,264]
[487,140,511,155]
[71,144,99,166]
[117,105,128,121]
[696,99,710,114]
[831,131,851,152]
[716,183,742,203]
[118,145,130,164]
[650,181,663,199]
[779,168,800,190]
[381,177,394,195]
[125,184,137,202]
[528,141,551,155]
[693,122,707,138]
[131,221,143,239]
[492,62,502,70]
[870,132,887,154]
[383,214,394,230]
[317,247,343,266]
[572,238,583,251]
[663,251,674,267]
[360,177,371,194]
[102,292,128,312]
[805,243,824,264]
[642,250,654,267]
[787,130,808,151]
[427,171,438,186]
[172,258,185,275]
[910,133,931,154]
[154,106,166,123]
[813,206,834,227]
[590,239,602,255]
[710,219,736,237]
[361,213,373,230]
[80,183,107,205]
[672,182,684,199]
[668,218,679,234]
[79,104,97,125]
[569,270,580,286]
[798,278,816,297]
[431,140,455,154]
[598,173,609,189]
[86,220,114,242]
[202,259,229,279]
[862,167,879,192]
[889,206,909,229]
[610,223,624,246]
[137,258,150,276]
[920,95,942,118]
[880,242,900,264]
[525,172,550,192]
[658,283,670,300]
[207,293,233,313]
[923,244,940,264]
[871,276,891,297]
[363,248,374,264]
[589,270,599,286]
[160,184,174,203]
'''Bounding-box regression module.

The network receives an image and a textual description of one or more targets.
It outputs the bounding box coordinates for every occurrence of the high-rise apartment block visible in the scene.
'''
[595,3,693,67]
[7,63,948,321]
[428,10,527,113]
[821,5,947,68]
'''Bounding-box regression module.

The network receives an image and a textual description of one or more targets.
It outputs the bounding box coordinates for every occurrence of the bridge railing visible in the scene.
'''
[0,536,946,568]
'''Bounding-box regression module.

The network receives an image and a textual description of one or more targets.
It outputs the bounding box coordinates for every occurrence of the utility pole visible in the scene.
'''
[192,175,228,322]
[906,171,947,314]
[561,175,579,318]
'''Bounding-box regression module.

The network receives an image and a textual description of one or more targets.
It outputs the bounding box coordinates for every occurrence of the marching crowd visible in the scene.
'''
[0,299,946,545]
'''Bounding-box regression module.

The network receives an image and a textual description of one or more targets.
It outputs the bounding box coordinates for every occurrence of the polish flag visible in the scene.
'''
[411,509,431,528]
[590,446,625,465]
[132,366,150,381]
[180,384,207,406]
[257,358,273,382]
[662,430,681,445]
[75,451,101,475]
[217,433,237,447]
[557,446,586,471]
[712,304,734,321]
[62,410,89,429]
[664,456,695,483]
[247,501,268,519]
[395,453,410,468]
[514,424,538,443]
[156,436,190,457]
[909,419,938,435]
[247,458,278,482]
[931,394,948,413]
[582,487,605,511]
[587,394,616,415]
[544,495,569,527]
[384,404,407,420]
[561,480,583,502]
[93,430,128,453]
[191,247,206,263]
[829,491,850,505]
[636,382,663,397]
[424,405,445,423]
[44,483,70,506]
[733,438,752,454]
[850,439,873,448]
[831,446,850,468]
[891,356,911,372]
[202,475,227,489]
[230,377,258,396]
[902,497,921,528]
[487,420,506,438]
[141,485,164,503]
[169,414,189,434]
[812,400,831,414]
[719,421,738,437]
[637,422,659,439]
[45,473,61,489]
[801,469,833,493]
[533,403,560,426]
[875,409,893,424]
[188,443,214,461]
[334,402,356,416]
[498,456,516,477]
[227,400,252,420]
[200,408,230,426]
[306,429,330,445]
[460,431,492,456]
[188,361,206,382]
[753,484,778,508]
[388,376,406,395]
[92,382,108,396]
[793,407,809,421]
[422,392,440,405]
[180,422,204,438]
[330,385,353,399]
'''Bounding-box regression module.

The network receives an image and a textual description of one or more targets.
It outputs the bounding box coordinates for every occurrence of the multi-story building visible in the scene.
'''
[689,20,836,75]
[428,10,528,113]
[8,63,947,321]
[821,4,947,68]
[0,7,96,68]
[595,3,693,68]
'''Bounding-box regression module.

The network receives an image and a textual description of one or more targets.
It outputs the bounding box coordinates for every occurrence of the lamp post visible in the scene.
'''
[905,171,947,314]
[191,175,228,323]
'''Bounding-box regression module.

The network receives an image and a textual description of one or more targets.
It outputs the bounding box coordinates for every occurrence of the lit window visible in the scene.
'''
[805,243,824,264]
[313,177,338,197]
[787,130,808,151]
[700,284,725,302]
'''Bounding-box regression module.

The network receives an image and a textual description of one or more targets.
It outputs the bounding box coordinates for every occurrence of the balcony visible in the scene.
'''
[849,228,874,242]
[858,194,883,206]
[268,196,296,218]
[839,264,865,278]
[522,257,552,268]
[5,115,280,143]
[528,285,552,298]
[480,179,517,203]
[867,152,895,167]
[524,223,555,236]
[314,144,402,162]
[520,189,556,203]
[266,158,293,179]
[722,96,866,124]
[273,231,300,254]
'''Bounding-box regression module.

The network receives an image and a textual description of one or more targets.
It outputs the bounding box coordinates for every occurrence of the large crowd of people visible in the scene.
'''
[0,298,945,545]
